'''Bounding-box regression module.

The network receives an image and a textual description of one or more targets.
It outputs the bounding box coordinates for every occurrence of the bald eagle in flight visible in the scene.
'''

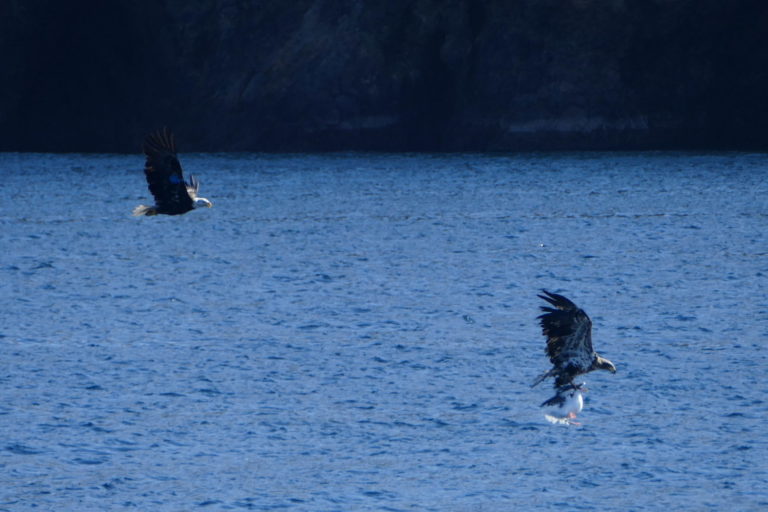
[132,128,213,216]
[531,290,616,389]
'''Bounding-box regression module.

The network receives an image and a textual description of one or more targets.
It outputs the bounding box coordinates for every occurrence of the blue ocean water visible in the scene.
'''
[0,151,766,511]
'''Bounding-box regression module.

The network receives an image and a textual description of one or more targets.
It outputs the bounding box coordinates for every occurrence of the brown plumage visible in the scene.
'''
[133,128,212,216]
[531,290,616,388]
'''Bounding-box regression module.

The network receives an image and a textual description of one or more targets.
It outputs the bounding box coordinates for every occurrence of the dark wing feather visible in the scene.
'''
[143,128,194,215]
[540,392,566,407]
[537,290,595,377]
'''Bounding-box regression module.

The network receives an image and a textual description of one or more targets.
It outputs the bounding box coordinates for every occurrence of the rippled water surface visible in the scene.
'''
[1,152,767,510]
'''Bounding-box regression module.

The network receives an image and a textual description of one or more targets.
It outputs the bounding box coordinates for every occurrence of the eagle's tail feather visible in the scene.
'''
[132,204,158,216]
[530,368,556,388]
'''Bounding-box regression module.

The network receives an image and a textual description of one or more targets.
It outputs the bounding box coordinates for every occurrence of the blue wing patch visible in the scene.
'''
[169,174,182,185]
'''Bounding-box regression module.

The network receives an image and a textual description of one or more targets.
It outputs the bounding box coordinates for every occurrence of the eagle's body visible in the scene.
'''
[133,128,212,216]
[531,290,616,389]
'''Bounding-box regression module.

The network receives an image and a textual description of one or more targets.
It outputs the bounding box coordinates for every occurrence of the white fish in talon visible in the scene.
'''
[542,383,587,425]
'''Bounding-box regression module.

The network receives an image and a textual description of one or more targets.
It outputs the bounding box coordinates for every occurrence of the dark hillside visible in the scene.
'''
[3,0,767,152]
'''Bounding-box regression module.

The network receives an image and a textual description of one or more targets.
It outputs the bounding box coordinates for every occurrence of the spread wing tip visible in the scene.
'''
[537,289,578,310]
[143,127,176,155]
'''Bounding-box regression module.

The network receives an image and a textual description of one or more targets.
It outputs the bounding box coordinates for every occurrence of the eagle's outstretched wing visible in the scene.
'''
[538,290,594,363]
[143,128,194,215]
[532,290,595,387]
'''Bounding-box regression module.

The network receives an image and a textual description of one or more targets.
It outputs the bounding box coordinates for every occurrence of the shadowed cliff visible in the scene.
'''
[3,0,767,152]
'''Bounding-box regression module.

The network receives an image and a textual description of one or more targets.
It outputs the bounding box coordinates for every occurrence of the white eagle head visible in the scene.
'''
[188,174,213,209]
[194,197,213,209]
[595,356,616,374]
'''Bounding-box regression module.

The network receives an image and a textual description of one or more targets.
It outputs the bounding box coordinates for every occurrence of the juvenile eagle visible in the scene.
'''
[531,290,616,389]
[133,128,213,216]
